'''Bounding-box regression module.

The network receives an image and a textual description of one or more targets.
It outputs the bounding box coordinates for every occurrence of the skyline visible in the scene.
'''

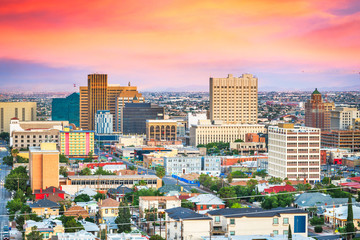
[0,0,359,92]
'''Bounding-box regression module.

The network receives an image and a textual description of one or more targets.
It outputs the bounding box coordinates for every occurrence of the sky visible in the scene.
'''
[0,0,359,92]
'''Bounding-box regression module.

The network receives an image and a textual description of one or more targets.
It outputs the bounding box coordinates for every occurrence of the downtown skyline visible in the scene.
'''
[0,0,359,92]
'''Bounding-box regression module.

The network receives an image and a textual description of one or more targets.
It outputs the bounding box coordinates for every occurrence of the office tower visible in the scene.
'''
[52,92,80,126]
[146,120,178,141]
[330,107,360,130]
[305,88,335,131]
[29,143,59,192]
[210,73,258,124]
[60,127,94,157]
[189,120,266,146]
[186,112,207,130]
[122,103,164,134]
[116,92,144,132]
[321,130,360,152]
[10,118,68,148]
[0,102,37,133]
[80,74,143,130]
[268,123,321,184]
[95,110,113,134]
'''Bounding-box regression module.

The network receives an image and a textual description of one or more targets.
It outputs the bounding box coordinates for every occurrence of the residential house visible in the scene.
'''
[75,188,98,198]
[107,231,148,240]
[29,198,60,218]
[139,196,181,217]
[98,198,120,223]
[24,219,64,240]
[76,201,99,216]
[80,220,100,238]
[34,186,65,200]
[107,185,133,202]
[165,207,212,240]
[53,230,97,240]
[188,194,225,211]
[263,185,296,194]
[207,207,308,237]
[323,205,360,228]
[63,205,89,219]
[158,184,183,194]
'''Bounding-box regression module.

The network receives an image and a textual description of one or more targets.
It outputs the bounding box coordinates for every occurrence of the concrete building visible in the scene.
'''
[10,118,68,148]
[23,219,64,240]
[207,207,308,237]
[116,91,144,132]
[189,120,266,146]
[188,194,225,211]
[146,119,177,143]
[52,92,80,126]
[80,74,142,130]
[29,143,59,192]
[186,112,207,130]
[139,196,181,217]
[117,136,145,147]
[164,156,221,176]
[321,130,360,152]
[305,88,335,131]
[210,73,258,124]
[330,107,360,130]
[95,110,113,134]
[60,127,94,158]
[0,102,37,133]
[55,230,97,240]
[268,123,321,183]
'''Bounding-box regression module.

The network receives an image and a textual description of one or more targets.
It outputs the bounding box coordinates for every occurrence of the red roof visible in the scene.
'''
[340,182,360,189]
[349,177,360,183]
[263,185,296,194]
[86,162,124,169]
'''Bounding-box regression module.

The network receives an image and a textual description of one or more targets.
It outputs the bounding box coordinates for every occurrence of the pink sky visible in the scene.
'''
[0,0,359,91]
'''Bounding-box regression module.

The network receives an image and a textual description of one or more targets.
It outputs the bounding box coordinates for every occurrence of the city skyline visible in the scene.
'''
[0,0,359,92]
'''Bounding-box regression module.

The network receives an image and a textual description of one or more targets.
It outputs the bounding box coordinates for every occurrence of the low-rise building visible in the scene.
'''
[98,198,120,221]
[64,205,89,219]
[139,196,181,217]
[117,136,145,147]
[324,205,360,228]
[164,156,221,176]
[29,198,60,218]
[321,130,360,152]
[34,187,65,200]
[107,185,133,202]
[23,219,64,240]
[188,194,225,211]
[55,230,97,240]
[76,201,99,216]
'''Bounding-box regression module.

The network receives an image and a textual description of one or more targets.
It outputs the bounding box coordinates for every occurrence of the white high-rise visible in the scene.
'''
[330,107,360,130]
[95,110,113,134]
[268,123,321,184]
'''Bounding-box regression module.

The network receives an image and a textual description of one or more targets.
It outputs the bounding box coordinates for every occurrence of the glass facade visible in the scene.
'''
[52,92,80,126]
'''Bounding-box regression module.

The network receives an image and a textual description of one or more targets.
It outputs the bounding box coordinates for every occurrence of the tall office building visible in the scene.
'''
[0,102,37,132]
[330,107,360,130]
[268,123,321,184]
[80,74,142,130]
[305,88,335,131]
[122,103,164,134]
[95,110,113,134]
[52,92,80,126]
[116,92,144,132]
[210,74,258,124]
[29,142,59,192]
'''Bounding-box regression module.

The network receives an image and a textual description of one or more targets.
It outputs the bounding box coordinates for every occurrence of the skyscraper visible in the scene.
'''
[210,74,258,124]
[52,92,80,126]
[0,102,37,133]
[305,88,335,131]
[95,110,113,134]
[80,74,142,130]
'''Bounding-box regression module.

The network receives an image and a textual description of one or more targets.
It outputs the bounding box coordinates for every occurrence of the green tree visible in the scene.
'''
[0,132,9,141]
[288,225,292,240]
[59,166,68,177]
[26,226,43,240]
[310,216,324,226]
[59,154,69,163]
[4,166,29,192]
[79,167,92,175]
[246,179,258,188]
[93,193,106,201]
[322,176,331,185]
[155,166,165,179]
[115,202,131,233]
[58,215,84,232]
[346,196,355,240]
[268,177,283,184]
[181,199,194,209]
[231,202,246,208]
[218,187,236,206]
[231,171,249,178]
[149,235,165,240]
[11,148,19,162]
[227,174,233,183]
[74,194,91,202]
[94,167,116,175]
[84,151,94,163]
[261,193,294,210]
[190,188,199,193]
[253,170,268,178]
[234,139,244,142]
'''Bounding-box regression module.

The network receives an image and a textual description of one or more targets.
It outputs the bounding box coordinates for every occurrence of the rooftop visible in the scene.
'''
[208,207,306,218]
[188,194,224,205]
[99,198,120,208]
[30,198,59,209]
[68,174,159,180]
[165,207,212,220]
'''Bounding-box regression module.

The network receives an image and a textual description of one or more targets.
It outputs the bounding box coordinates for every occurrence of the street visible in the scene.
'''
[0,140,11,239]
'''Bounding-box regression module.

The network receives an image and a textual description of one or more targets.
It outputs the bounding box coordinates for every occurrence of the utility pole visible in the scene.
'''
[209,220,212,240]
[181,220,184,240]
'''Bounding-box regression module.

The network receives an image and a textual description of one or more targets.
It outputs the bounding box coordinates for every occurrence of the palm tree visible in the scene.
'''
[11,148,19,163]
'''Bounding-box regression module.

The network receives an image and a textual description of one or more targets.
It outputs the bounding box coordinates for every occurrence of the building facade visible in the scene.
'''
[210,74,258,124]
[146,120,177,141]
[0,102,37,133]
[60,128,94,157]
[321,130,360,152]
[305,88,335,131]
[29,143,59,192]
[268,123,321,183]
[95,110,113,134]
[189,120,266,146]
[164,156,221,176]
[116,92,144,132]
[330,107,360,130]
[52,92,80,126]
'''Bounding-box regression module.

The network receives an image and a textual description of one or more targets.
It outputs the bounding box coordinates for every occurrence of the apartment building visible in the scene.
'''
[268,123,321,183]
[321,130,360,152]
[330,107,360,130]
[0,102,37,133]
[164,156,221,176]
[139,196,181,217]
[60,127,94,157]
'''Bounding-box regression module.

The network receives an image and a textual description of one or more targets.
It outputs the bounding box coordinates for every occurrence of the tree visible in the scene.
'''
[11,148,19,162]
[74,194,91,203]
[231,171,248,178]
[84,151,94,163]
[253,170,268,178]
[4,166,29,192]
[149,235,165,240]
[94,167,116,175]
[322,176,331,185]
[115,202,131,233]
[218,187,236,206]
[181,199,194,209]
[227,174,233,183]
[231,202,246,208]
[79,167,92,175]
[94,193,106,201]
[346,196,355,240]
[59,154,69,163]
[0,132,9,142]
[58,215,84,232]
[246,179,258,188]
[268,177,283,184]
[190,188,199,193]
[288,225,292,240]
[234,139,244,142]
[155,166,165,179]
[26,226,43,240]
[310,216,324,226]
[261,193,294,210]
[59,166,68,177]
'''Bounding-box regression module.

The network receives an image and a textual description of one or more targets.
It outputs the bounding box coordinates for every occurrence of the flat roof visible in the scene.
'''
[68,174,160,180]
[29,146,59,153]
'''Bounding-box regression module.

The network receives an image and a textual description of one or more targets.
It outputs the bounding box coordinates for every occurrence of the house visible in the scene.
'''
[263,185,296,194]
[207,207,308,237]
[29,197,60,217]
[80,220,100,238]
[53,230,97,240]
[165,207,212,240]
[75,188,98,198]
[24,219,64,240]
[107,231,148,240]
[63,205,89,219]
[34,186,65,200]
[201,235,315,240]
[76,201,99,216]
[158,184,183,194]
[98,198,120,222]
[188,194,225,211]
[139,196,181,217]
[178,193,201,201]
[107,185,133,202]
[323,205,360,228]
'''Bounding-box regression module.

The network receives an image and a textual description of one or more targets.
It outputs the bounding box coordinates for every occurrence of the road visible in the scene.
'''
[0,140,11,239]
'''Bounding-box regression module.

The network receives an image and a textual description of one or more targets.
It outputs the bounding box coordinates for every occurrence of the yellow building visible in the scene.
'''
[60,127,94,157]
[80,74,143,130]
[29,197,60,218]
[98,198,120,222]
[24,219,64,239]
[0,102,37,133]
[210,74,258,124]
[146,120,177,141]
[29,143,59,192]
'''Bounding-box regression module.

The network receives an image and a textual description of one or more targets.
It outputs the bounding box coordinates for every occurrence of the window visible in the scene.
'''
[111,209,114,213]
[273,218,279,224]
[215,216,220,223]
[230,219,235,225]
[283,218,289,224]
[230,231,235,236]
[273,230,278,235]
[283,230,288,235]
[105,209,108,214]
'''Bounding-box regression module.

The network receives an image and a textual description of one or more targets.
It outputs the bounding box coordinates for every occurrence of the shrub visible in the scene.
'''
[314,226,323,233]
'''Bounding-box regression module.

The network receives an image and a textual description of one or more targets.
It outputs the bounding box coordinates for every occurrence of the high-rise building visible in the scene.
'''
[29,142,59,192]
[321,130,360,152]
[305,88,335,131]
[95,110,113,134]
[0,102,37,133]
[52,92,80,126]
[210,74,258,124]
[122,103,164,134]
[268,123,321,184]
[60,127,94,158]
[330,107,360,130]
[116,93,144,132]
[80,74,142,130]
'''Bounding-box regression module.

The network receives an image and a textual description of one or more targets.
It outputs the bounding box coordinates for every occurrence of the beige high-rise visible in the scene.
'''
[0,102,37,133]
[210,74,258,124]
